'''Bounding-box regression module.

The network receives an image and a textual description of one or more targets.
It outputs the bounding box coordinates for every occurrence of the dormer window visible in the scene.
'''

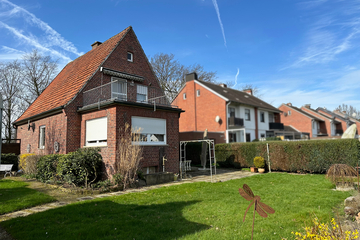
[127,52,133,62]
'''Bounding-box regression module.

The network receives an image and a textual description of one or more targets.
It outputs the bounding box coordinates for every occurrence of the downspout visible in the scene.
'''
[194,81,197,131]
[0,94,3,166]
[225,101,231,143]
[255,107,259,139]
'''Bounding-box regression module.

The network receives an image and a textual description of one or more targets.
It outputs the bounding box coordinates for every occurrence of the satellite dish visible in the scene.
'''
[352,113,357,118]
[215,116,221,123]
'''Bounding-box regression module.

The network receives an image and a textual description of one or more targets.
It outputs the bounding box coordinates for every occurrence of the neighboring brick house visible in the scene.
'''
[300,104,342,137]
[172,73,282,143]
[279,103,325,138]
[316,107,351,136]
[319,109,360,136]
[13,26,183,177]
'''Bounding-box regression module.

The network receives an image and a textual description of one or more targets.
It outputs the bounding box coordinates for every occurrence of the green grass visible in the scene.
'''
[0,179,55,214]
[0,173,351,240]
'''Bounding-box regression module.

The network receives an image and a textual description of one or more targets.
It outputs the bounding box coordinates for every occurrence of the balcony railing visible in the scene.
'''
[269,122,284,130]
[83,81,175,108]
[228,116,244,127]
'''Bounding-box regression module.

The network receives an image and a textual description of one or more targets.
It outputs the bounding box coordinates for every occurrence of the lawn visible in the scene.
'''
[0,173,352,240]
[0,178,55,215]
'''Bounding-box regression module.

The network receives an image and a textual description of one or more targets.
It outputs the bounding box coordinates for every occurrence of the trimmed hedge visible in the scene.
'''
[0,153,18,171]
[36,154,62,183]
[215,139,360,173]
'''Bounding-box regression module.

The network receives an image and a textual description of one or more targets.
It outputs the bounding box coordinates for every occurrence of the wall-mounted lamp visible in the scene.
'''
[28,120,35,131]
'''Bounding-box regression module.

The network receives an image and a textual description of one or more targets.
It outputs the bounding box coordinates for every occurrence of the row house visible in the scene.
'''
[172,73,283,143]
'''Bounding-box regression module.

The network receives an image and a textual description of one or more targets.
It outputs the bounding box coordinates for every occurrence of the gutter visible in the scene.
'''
[13,106,64,127]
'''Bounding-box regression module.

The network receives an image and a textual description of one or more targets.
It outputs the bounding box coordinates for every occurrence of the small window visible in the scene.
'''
[196,89,200,97]
[183,93,186,100]
[245,109,251,121]
[288,110,291,116]
[260,133,265,138]
[246,133,251,142]
[127,52,133,62]
[39,126,45,149]
[260,112,265,122]
[228,107,235,117]
[136,85,148,103]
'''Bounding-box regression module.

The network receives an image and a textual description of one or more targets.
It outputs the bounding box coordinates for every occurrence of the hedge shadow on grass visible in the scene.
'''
[0,179,55,214]
[1,199,209,240]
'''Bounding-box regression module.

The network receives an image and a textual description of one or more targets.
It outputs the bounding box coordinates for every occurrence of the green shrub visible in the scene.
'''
[25,155,42,176]
[253,156,265,168]
[36,154,62,183]
[57,148,102,188]
[215,139,360,173]
[1,153,19,171]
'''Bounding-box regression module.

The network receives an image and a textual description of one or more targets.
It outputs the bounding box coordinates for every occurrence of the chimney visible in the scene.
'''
[304,104,311,108]
[286,103,292,106]
[185,72,198,82]
[91,41,102,49]
[243,89,252,95]
[219,83,227,88]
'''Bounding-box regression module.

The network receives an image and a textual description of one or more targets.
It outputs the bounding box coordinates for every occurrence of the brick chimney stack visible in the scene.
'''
[243,89,253,95]
[91,41,102,49]
[186,72,198,82]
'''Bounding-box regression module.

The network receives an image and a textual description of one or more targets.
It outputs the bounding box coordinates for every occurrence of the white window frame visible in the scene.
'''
[183,93,186,100]
[245,109,251,121]
[127,52,133,62]
[288,110,291,116]
[260,111,265,123]
[131,116,166,145]
[39,126,45,149]
[111,78,127,101]
[136,85,148,103]
[85,117,108,147]
[196,89,200,97]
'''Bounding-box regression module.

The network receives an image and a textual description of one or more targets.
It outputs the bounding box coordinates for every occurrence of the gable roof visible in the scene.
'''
[281,104,324,121]
[195,80,281,112]
[317,107,354,123]
[14,26,132,124]
[301,106,340,123]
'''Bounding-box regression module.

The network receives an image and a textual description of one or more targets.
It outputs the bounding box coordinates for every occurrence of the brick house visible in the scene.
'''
[13,26,183,177]
[300,104,342,137]
[317,108,359,136]
[172,73,282,143]
[279,103,334,138]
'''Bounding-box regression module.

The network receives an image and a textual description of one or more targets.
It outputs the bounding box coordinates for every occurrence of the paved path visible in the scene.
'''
[0,169,256,222]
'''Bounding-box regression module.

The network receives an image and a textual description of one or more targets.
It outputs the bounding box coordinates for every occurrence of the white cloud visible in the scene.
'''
[0,21,72,62]
[212,0,227,47]
[0,0,83,56]
[284,0,360,69]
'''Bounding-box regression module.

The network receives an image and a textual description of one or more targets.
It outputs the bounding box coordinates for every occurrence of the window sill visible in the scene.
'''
[83,145,108,148]
[132,143,169,147]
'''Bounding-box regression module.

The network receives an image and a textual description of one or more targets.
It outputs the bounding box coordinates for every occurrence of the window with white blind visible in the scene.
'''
[86,117,107,146]
[39,126,45,149]
[111,78,127,100]
[136,85,148,103]
[131,117,166,145]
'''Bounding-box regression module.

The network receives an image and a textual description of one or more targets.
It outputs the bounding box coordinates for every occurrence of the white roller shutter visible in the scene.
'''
[132,117,166,134]
[86,117,107,146]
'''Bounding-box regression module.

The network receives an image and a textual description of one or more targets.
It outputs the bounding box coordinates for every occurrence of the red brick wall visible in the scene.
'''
[317,109,347,133]
[301,107,329,135]
[279,104,313,137]
[172,80,227,142]
[80,105,180,176]
[16,113,67,155]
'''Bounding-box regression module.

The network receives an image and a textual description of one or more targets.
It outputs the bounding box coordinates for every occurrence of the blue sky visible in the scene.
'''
[1,0,360,111]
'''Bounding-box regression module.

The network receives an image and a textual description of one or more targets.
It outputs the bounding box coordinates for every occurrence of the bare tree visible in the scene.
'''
[22,50,58,106]
[150,53,217,102]
[0,61,23,142]
[335,104,360,119]
[240,84,262,98]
